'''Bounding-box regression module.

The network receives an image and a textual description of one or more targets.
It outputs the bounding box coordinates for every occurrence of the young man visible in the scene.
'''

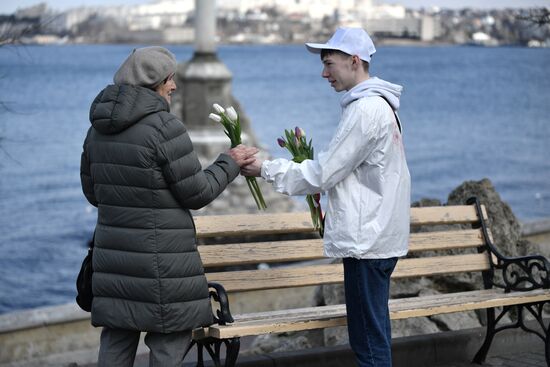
[241,27,410,366]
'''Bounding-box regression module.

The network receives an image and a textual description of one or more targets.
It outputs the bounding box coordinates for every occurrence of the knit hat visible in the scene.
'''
[306,27,376,63]
[113,46,177,89]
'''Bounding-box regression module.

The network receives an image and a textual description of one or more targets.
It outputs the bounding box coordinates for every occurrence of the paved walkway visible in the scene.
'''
[140,317,548,367]
[434,351,545,367]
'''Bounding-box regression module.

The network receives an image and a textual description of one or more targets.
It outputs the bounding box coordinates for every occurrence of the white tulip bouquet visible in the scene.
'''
[209,104,267,210]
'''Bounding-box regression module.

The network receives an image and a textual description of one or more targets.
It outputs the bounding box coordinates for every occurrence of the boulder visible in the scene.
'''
[447,178,521,257]
[323,326,349,347]
[392,317,442,338]
[243,330,323,356]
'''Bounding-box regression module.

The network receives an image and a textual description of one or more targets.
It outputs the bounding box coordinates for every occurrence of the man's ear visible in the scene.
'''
[351,55,361,69]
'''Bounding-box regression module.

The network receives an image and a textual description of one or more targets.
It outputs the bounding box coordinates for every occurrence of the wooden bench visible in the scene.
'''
[187,197,550,366]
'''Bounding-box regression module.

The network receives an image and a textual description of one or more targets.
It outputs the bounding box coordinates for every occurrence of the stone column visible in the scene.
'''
[195,0,216,54]
[173,0,295,215]
[174,0,259,161]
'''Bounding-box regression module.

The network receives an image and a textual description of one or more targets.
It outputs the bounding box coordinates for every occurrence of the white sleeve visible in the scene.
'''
[261,104,387,196]
[261,158,322,196]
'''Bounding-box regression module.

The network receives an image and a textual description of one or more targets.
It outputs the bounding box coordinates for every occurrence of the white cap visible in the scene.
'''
[305,27,376,63]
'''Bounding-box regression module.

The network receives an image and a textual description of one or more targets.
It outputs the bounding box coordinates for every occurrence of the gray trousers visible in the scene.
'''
[97,327,192,367]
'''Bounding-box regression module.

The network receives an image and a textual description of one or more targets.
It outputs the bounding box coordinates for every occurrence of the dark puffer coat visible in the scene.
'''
[80,84,239,333]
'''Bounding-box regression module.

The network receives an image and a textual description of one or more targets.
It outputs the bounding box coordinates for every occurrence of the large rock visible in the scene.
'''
[447,178,521,257]
[243,330,323,356]
[323,326,349,347]
[392,317,442,338]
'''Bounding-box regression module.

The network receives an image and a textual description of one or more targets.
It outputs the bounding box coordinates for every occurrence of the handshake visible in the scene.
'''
[209,104,262,178]
[227,144,262,177]
[210,104,320,229]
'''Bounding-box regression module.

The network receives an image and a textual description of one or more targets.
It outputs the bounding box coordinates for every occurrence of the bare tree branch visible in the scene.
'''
[0,14,61,46]
[0,21,39,46]
[519,8,550,26]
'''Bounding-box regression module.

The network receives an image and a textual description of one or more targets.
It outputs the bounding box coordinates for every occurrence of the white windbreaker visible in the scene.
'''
[261,77,411,259]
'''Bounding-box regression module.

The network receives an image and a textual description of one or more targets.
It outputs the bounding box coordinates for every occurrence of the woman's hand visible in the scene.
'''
[227,144,259,168]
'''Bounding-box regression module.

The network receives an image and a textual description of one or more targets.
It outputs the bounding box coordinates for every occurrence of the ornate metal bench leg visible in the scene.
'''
[223,338,241,367]
[473,307,496,364]
[195,341,205,367]
[196,338,234,367]
[205,342,222,367]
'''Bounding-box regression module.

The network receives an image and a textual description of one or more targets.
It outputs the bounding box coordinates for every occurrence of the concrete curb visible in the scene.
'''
[522,218,550,237]
[0,303,88,334]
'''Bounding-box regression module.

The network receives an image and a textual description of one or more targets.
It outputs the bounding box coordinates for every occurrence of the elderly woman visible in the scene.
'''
[80,46,257,367]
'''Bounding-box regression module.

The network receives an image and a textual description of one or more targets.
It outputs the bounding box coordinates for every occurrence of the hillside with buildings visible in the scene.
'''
[1,0,549,46]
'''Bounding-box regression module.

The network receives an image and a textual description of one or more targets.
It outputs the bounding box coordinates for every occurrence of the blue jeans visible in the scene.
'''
[343,257,398,367]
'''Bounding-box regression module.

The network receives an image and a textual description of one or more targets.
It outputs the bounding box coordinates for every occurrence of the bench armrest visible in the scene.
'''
[466,197,550,292]
[208,281,234,325]
[494,254,550,292]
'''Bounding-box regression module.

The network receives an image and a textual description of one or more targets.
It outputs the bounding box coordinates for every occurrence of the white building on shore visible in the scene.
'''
[27,0,440,43]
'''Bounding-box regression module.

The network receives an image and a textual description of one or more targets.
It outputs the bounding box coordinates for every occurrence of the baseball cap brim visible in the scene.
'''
[305,42,341,54]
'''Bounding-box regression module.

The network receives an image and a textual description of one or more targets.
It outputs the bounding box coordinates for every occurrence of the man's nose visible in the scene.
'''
[322,68,329,78]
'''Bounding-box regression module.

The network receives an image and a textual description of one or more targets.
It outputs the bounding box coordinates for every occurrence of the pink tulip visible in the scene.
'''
[295,126,306,138]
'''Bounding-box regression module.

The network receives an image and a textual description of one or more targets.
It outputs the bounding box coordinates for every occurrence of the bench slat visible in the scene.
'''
[200,239,324,267]
[198,229,485,267]
[194,288,550,339]
[194,212,315,238]
[394,253,490,278]
[408,228,484,252]
[409,205,487,226]
[205,253,490,292]
[194,205,487,238]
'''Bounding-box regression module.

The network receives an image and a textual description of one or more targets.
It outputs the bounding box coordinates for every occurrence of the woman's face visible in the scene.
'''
[155,74,176,104]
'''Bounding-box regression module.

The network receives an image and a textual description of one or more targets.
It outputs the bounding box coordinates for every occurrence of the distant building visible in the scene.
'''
[17,0,544,46]
[420,15,438,41]
[40,0,441,42]
[126,0,191,31]
[162,26,194,43]
[358,3,441,41]
[49,7,100,33]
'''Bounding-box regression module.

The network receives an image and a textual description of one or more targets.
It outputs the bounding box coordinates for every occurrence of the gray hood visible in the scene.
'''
[89,84,169,135]
[340,77,403,110]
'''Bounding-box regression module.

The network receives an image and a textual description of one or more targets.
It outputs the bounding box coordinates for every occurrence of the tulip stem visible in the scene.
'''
[306,194,324,237]
[246,176,267,210]
[211,104,267,211]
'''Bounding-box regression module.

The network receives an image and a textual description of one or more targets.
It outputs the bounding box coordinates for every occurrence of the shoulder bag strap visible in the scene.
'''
[379,96,402,134]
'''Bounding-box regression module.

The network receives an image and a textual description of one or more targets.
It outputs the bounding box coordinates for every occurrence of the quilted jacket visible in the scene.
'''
[80,84,239,332]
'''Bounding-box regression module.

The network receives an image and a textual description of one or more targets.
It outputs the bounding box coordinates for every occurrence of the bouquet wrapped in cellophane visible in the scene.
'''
[209,104,267,210]
[277,127,324,237]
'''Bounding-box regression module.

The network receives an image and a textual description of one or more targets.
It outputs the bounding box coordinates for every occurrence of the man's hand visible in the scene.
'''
[227,144,259,168]
[240,157,263,177]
